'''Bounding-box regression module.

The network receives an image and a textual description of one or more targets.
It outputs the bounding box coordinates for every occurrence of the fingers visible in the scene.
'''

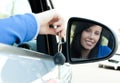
[47,26,66,38]
[52,25,66,39]
[38,9,66,38]
[51,16,66,38]
[47,27,57,35]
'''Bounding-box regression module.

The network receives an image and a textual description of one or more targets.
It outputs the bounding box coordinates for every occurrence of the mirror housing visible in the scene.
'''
[66,17,118,64]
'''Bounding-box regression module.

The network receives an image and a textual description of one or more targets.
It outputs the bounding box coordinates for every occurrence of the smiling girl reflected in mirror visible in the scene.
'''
[70,22,111,60]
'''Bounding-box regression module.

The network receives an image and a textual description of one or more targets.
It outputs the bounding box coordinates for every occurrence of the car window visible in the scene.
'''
[0,0,32,18]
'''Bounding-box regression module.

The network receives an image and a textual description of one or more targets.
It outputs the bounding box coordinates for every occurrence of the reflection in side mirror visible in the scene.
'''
[67,17,118,64]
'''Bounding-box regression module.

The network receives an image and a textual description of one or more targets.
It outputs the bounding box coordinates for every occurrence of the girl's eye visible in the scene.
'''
[95,31,100,35]
[85,29,91,32]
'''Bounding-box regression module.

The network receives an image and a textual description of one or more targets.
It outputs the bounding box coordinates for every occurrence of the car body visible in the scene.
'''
[0,45,72,83]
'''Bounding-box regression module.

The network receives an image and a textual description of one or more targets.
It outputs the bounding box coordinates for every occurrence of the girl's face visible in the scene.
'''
[80,25,102,50]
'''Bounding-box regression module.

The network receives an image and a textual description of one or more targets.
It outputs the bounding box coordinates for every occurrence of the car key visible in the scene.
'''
[53,30,66,65]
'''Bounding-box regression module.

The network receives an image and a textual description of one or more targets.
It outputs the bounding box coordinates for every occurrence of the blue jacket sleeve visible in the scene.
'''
[0,13,38,45]
[98,45,112,58]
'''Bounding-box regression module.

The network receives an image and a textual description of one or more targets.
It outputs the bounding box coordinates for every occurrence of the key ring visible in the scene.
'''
[58,33,62,53]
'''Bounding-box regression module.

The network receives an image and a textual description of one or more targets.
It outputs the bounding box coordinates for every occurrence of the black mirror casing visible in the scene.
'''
[66,17,118,64]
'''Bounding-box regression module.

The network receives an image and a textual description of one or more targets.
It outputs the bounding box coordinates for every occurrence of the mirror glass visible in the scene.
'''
[67,17,117,63]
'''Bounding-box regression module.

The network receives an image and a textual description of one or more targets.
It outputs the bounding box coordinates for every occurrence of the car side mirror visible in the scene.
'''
[66,17,118,64]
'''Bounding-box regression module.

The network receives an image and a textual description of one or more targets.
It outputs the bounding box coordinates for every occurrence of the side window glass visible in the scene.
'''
[0,0,32,18]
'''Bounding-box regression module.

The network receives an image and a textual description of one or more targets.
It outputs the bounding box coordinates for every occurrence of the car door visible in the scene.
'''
[0,0,72,83]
